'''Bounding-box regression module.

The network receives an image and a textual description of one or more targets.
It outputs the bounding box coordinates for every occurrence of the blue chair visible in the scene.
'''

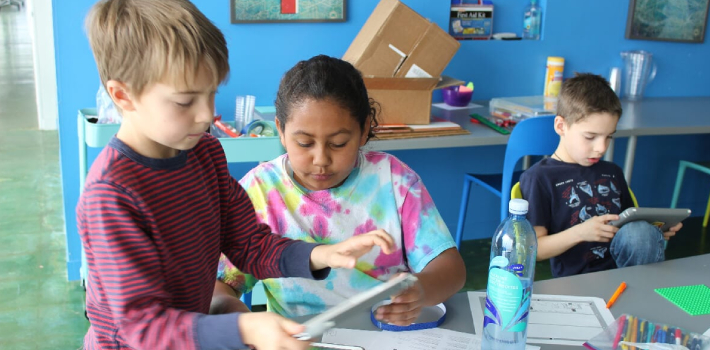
[670,160,710,228]
[454,115,558,248]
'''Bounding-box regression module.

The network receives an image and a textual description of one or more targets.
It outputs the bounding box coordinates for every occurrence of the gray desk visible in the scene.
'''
[298,254,710,349]
[366,96,710,183]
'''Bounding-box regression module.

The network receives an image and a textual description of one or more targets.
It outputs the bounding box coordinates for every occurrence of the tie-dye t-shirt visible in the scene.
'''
[217,151,456,317]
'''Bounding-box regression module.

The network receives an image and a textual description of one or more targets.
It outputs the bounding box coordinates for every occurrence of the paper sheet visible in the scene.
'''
[704,328,710,336]
[321,327,540,350]
[432,102,483,110]
[468,292,615,346]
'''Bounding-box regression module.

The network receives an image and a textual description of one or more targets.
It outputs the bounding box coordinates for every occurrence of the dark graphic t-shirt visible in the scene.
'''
[520,158,635,277]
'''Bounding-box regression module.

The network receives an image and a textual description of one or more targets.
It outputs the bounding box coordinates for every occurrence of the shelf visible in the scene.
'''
[78,108,284,163]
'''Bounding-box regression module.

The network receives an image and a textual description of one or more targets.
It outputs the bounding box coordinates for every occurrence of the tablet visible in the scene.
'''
[607,207,691,231]
[309,343,364,350]
[294,274,419,341]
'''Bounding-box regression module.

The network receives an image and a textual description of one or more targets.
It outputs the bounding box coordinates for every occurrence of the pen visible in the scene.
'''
[623,316,634,350]
[691,334,704,350]
[675,328,681,345]
[661,326,670,344]
[646,322,653,343]
[689,336,698,350]
[613,315,627,350]
[607,281,627,308]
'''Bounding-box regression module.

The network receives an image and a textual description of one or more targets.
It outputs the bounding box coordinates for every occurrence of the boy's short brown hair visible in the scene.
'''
[556,73,622,125]
[86,0,229,97]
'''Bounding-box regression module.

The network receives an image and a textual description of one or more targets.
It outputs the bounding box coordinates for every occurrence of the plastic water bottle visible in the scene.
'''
[522,0,541,40]
[481,199,538,350]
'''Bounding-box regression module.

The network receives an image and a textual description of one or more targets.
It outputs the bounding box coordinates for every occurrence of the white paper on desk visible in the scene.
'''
[468,292,615,346]
[704,328,710,336]
[433,102,483,110]
[321,327,540,350]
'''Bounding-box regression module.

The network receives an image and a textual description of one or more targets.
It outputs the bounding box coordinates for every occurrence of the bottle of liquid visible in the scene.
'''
[522,0,541,40]
[481,199,538,350]
[543,56,564,110]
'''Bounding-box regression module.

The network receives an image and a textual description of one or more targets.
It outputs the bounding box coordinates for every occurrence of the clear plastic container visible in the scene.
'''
[489,95,556,120]
[584,314,710,350]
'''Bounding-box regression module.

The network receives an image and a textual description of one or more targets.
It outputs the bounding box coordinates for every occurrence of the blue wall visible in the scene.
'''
[54,0,710,280]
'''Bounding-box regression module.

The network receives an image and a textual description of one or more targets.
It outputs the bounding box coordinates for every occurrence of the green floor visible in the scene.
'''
[1,7,709,349]
[0,6,90,349]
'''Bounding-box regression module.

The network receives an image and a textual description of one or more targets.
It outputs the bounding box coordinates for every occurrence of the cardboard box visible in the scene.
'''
[343,0,461,125]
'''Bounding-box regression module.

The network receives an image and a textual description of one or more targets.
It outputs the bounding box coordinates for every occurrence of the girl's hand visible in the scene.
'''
[663,222,682,240]
[239,312,308,350]
[310,229,395,270]
[374,275,425,326]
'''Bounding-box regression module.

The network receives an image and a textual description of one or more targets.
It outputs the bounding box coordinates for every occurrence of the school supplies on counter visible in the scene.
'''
[470,113,511,134]
[584,314,710,350]
[373,120,470,140]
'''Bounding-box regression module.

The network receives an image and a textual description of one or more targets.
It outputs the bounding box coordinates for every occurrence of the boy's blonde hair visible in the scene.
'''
[557,73,622,125]
[86,0,229,97]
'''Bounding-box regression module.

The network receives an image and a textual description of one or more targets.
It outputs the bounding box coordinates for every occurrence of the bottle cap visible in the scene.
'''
[509,199,529,215]
[547,56,565,64]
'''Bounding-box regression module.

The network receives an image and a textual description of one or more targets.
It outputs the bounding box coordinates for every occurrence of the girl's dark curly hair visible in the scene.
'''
[275,55,379,142]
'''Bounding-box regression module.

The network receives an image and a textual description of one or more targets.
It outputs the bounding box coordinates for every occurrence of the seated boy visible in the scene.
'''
[79,1,394,349]
[520,73,682,278]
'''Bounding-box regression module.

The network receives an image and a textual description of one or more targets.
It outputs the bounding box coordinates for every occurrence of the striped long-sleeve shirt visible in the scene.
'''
[77,134,326,350]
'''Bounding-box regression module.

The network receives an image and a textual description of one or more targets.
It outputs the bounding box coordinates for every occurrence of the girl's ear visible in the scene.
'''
[360,116,371,147]
[105,80,137,112]
[554,115,567,136]
[275,118,286,148]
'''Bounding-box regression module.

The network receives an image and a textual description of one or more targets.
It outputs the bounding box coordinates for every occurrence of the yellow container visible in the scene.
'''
[543,56,564,97]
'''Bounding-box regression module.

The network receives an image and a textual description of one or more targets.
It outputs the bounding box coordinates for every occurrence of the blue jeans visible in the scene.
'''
[610,221,665,268]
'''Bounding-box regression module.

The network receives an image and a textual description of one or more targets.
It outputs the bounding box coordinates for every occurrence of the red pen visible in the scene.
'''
[675,328,681,345]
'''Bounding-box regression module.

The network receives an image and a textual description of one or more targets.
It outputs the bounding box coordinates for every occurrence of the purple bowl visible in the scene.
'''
[443,86,473,107]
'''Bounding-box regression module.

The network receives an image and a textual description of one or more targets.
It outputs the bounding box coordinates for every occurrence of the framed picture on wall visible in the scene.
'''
[231,0,347,23]
[625,0,710,43]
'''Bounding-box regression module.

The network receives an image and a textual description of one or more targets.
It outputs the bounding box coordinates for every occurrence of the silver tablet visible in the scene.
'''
[608,207,691,231]
[294,274,418,341]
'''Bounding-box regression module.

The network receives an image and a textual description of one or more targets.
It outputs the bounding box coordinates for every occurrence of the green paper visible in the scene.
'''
[655,284,710,316]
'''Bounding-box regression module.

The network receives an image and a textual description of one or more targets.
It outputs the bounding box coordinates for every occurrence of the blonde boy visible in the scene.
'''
[520,73,681,278]
[80,1,393,349]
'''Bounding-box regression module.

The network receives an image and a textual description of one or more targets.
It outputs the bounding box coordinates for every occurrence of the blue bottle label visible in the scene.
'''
[484,258,531,332]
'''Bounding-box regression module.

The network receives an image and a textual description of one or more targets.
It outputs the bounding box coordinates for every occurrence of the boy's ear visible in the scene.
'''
[553,115,567,136]
[274,118,286,148]
[105,80,137,112]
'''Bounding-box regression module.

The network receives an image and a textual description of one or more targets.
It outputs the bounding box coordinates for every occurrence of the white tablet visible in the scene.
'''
[294,274,419,341]
[608,207,691,231]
